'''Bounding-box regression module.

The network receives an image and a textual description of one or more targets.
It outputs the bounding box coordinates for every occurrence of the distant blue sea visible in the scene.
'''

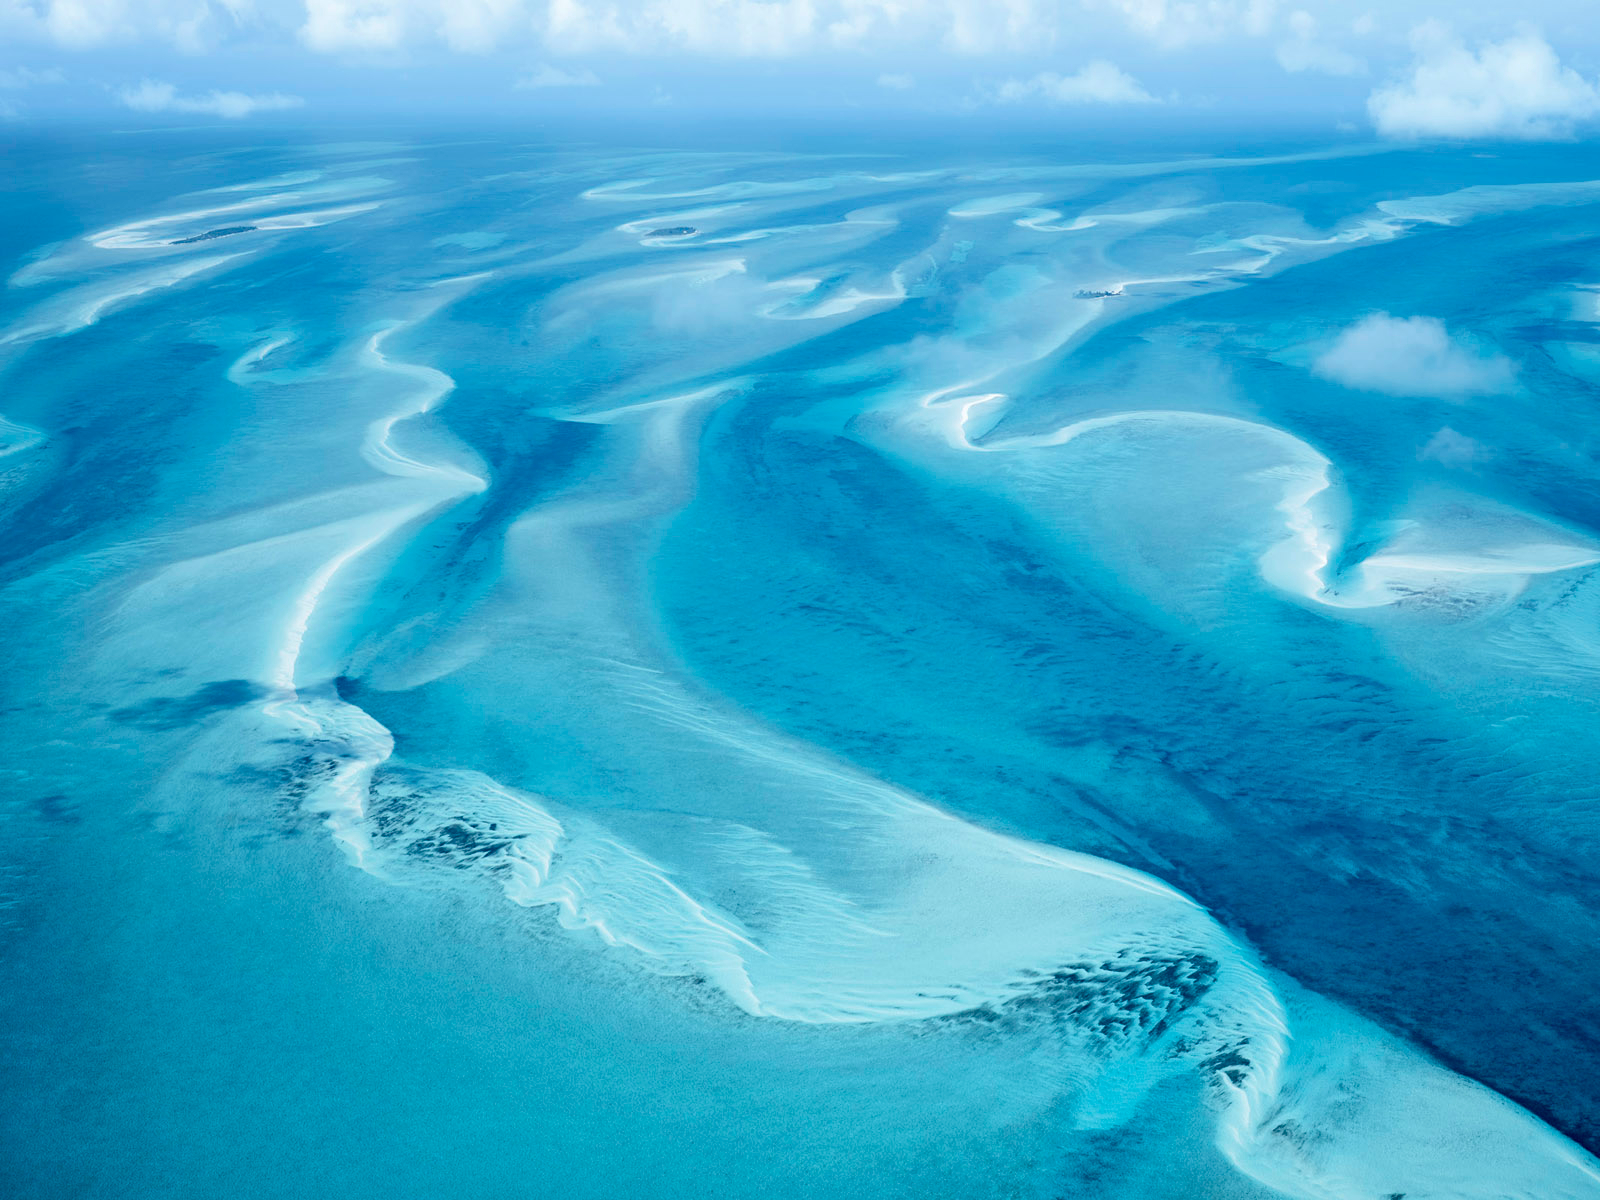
[3,126,1600,1199]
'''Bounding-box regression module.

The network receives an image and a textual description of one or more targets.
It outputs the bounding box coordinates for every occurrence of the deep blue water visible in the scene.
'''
[2,127,1599,1198]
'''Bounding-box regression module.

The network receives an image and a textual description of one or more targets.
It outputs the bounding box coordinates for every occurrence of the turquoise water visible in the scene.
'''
[2,128,1599,1198]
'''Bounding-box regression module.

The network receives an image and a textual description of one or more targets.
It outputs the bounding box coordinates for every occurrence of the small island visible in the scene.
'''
[647,226,696,237]
[171,225,257,245]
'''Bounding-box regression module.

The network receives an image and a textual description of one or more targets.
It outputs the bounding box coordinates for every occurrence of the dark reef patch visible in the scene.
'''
[170,225,256,245]
[111,678,269,730]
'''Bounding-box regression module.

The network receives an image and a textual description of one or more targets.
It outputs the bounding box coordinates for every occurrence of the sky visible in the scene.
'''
[2,0,1600,136]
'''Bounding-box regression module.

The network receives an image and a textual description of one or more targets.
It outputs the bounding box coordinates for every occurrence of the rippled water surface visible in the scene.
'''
[3,128,1600,1199]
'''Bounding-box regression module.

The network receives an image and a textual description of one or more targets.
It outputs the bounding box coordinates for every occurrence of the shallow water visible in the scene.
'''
[2,127,1599,1198]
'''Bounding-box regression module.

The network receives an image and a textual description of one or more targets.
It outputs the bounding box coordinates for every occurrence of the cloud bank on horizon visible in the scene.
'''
[2,0,1600,137]
[117,78,307,117]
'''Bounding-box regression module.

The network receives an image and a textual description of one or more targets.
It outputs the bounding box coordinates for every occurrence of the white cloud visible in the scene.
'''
[1095,0,1277,49]
[3,0,245,51]
[0,66,66,88]
[118,78,305,117]
[438,0,523,51]
[34,0,125,48]
[1276,10,1363,76]
[1369,24,1600,140]
[0,64,64,115]
[1313,313,1516,398]
[877,72,913,90]
[996,61,1157,105]
[300,0,408,51]
[544,0,820,56]
[940,0,1058,54]
[535,0,1065,57]
[1419,426,1492,466]
[515,62,600,87]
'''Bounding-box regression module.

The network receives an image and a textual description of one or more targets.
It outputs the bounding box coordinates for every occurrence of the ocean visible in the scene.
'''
[2,124,1599,1198]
